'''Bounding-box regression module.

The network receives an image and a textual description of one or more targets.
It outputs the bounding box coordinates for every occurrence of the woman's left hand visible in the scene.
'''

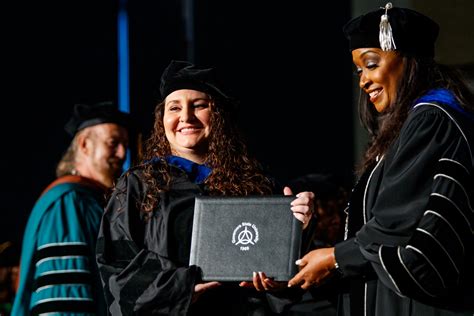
[239,271,286,292]
[284,186,314,230]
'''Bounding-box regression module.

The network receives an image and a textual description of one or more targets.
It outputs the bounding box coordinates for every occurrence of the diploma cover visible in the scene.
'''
[189,196,302,281]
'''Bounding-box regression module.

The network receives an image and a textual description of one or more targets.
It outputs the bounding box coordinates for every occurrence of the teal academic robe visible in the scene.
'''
[12,176,107,316]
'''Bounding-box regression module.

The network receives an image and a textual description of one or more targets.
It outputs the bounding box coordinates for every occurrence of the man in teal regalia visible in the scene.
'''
[12,102,130,315]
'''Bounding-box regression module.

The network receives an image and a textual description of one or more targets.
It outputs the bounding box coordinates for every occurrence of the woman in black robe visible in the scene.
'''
[288,3,474,316]
[96,60,315,315]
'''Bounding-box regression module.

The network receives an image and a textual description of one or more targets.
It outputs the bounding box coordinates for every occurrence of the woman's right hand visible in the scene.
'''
[288,247,336,290]
[192,281,221,303]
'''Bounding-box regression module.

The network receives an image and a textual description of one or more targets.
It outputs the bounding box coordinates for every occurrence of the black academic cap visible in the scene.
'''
[64,101,130,137]
[159,60,229,100]
[343,2,439,57]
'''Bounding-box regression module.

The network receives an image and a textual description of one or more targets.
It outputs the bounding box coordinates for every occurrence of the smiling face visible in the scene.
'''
[352,48,405,112]
[163,89,212,163]
[77,123,129,188]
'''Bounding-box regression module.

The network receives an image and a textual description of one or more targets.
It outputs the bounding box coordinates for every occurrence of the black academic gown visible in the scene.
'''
[334,95,474,316]
[96,162,299,316]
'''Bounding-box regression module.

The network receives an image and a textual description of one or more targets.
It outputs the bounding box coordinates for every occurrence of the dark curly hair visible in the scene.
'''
[358,53,474,174]
[139,95,274,213]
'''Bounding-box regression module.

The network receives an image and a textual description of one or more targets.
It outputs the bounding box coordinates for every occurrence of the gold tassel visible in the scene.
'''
[379,2,396,51]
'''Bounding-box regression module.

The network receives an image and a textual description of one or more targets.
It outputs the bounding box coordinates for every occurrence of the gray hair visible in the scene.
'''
[55,129,91,177]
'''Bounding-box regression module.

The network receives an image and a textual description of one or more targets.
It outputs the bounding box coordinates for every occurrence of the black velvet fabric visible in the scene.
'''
[65,101,130,136]
[343,4,439,57]
[159,60,229,101]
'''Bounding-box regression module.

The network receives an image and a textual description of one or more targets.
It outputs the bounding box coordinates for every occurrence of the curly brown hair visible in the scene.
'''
[139,95,274,213]
[358,54,474,174]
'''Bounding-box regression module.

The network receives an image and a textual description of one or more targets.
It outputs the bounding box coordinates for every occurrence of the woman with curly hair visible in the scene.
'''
[96,60,314,315]
[289,3,474,316]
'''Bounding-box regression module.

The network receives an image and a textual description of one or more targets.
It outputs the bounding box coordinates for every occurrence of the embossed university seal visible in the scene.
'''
[232,222,259,251]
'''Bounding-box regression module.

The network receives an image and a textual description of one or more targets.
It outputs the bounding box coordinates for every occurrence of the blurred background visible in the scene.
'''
[1,0,473,275]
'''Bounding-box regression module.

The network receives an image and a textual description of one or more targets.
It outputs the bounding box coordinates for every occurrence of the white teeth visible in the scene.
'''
[369,90,380,98]
[180,128,196,132]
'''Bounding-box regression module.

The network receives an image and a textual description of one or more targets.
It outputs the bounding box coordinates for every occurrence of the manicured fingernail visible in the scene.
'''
[295,259,302,265]
[253,271,257,278]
